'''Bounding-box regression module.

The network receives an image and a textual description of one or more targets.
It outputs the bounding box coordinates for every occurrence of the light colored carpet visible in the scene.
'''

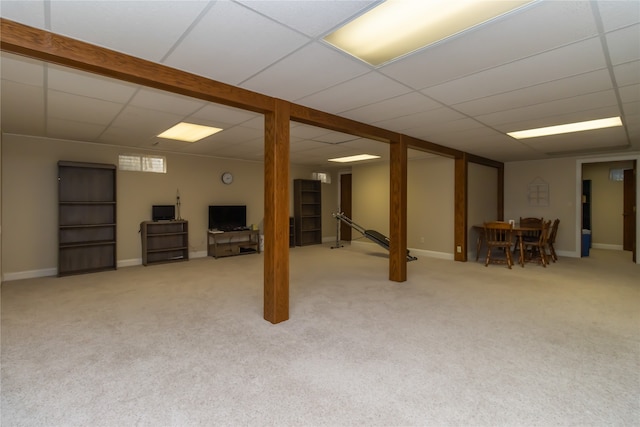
[2,244,639,426]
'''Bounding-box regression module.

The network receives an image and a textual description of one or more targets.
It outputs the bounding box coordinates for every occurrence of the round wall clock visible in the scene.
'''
[221,172,233,185]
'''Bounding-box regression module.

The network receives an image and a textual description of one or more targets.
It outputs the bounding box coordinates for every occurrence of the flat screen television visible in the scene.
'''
[152,205,175,221]
[209,205,246,231]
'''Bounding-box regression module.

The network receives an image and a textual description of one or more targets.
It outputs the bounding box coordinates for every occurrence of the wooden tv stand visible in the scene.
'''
[207,229,260,259]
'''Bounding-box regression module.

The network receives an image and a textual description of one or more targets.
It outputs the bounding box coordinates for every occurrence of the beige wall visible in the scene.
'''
[1,134,322,278]
[504,157,578,255]
[351,155,455,257]
[583,160,634,248]
[468,162,499,258]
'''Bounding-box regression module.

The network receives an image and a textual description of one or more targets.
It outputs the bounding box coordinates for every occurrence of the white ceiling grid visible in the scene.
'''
[0,0,638,167]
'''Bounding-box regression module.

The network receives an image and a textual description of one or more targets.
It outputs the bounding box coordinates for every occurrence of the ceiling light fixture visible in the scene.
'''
[507,117,623,139]
[328,154,381,163]
[157,122,223,142]
[323,0,535,66]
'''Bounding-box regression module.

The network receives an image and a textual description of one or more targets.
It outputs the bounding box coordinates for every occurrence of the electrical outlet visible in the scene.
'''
[420,237,425,243]
[456,245,462,253]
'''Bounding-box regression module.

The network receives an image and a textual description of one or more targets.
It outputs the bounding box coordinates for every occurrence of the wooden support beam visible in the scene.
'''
[0,18,273,113]
[290,104,395,143]
[454,154,468,261]
[402,133,462,159]
[263,99,290,324]
[389,136,408,282]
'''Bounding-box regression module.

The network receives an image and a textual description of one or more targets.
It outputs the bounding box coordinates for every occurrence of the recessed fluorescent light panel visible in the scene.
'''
[323,0,535,66]
[328,154,381,163]
[507,117,623,139]
[158,122,223,142]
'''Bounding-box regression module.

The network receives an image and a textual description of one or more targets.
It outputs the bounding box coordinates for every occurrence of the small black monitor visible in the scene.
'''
[152,205,175,221]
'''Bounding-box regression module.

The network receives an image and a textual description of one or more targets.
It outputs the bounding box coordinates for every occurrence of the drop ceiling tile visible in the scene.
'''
[164,1,309,86]
[236,0,378,38]
[48,63,137,103]
[0,53,44,86]
[411,118,485,138]
[422,37,607,105]
[379,0,597,90]
[619,84,640,103]
[497,105,623,134]
[613,60,640,86]
[606,24,640,65]
[0,0,46,29]
[623,100,640,116]
[297,72,412,114]
[342,92,441,124]
[205,125,264,147]
[130,88,205,116]
[476,90,619,127]
[111,105,184,135]
[47,90,123,126]
[240,116,265,131]
[1,80,45,135]
[147,138,199,154]
[191,104,260,128]
[313,131,360,144]
[597,0,640,32]
[291,140,330,153]
[525,127,630,154]
[290,123,336,140]
[99,125,160,148]
[453,69,613,117]
[241,42,369,101]
[47,117,106,141]
[377,108,466,134]
[49,1,210,62]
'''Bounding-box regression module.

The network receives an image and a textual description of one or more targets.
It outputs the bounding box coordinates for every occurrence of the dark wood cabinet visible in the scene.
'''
[294,179,322,246]
[58,161,117,276]
[140,220,189,266]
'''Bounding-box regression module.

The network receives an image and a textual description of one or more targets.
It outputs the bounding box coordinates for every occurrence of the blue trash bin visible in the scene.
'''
[581,229,591,257]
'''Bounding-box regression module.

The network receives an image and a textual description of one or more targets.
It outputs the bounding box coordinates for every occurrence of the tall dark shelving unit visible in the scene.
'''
[289,217,295,248]
[293,179,322,246]
[58,161,117,276]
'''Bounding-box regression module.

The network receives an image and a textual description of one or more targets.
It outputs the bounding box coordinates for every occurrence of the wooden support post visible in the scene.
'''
[389,136,408,282]
[454,154,468,261]
[263,99,290,324]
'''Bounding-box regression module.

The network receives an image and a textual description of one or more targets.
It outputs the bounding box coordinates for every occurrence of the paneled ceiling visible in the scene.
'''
[1,0,638,167]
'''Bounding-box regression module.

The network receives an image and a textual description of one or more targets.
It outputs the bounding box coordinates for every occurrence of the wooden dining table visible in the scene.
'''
[473,223,542,267]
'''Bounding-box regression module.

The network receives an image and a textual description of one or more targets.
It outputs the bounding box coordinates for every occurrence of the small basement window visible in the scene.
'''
[119,154,166,173]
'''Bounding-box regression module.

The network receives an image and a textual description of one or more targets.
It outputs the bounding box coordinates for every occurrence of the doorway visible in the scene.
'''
[339,173,352,242]
[579,157,638,264]
[623,166,636,262]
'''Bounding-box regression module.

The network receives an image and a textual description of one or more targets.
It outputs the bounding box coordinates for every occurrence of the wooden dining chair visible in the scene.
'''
[483,221,514,269]
[519,217,543,239]
[523,220,551,267]
[546,218,560,262]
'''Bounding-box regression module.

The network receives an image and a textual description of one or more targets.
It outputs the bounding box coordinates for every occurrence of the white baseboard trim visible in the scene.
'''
[118,258,141,268]
[350,240,453,260]
[592,243,624,251]
[3,251,211,282]
[2,268,57,282]
[190,251,208,259]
